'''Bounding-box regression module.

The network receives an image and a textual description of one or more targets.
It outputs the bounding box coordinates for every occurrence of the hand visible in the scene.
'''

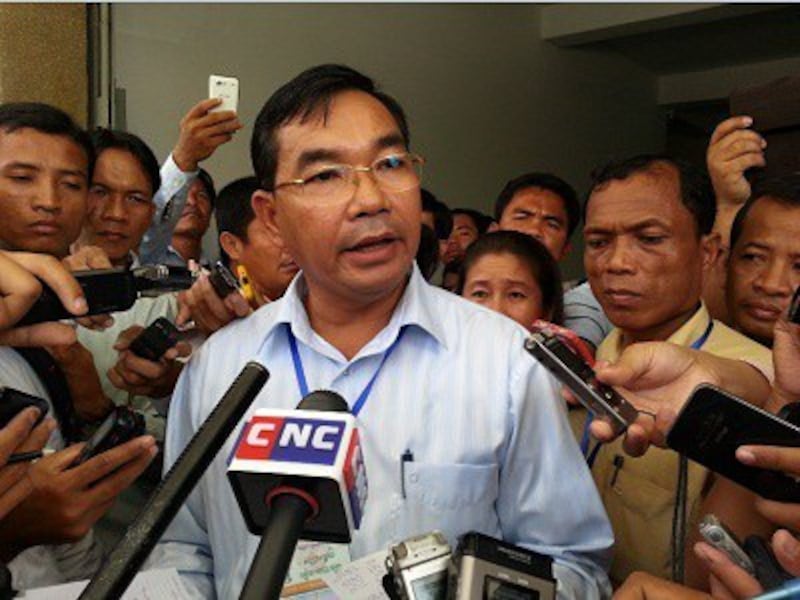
[0,251,87,347]
[735,445,800,530]
[0,434,157,560]
[613,571,711,599]
[706,116,766,208]
[63,245,115,330]
[696,531,800,599]
[172,98,243,172]
[0,409,56,519]
[769,319,800,409]
[46,340,114,422]
[108,325,191,398]
[176,273,251,335]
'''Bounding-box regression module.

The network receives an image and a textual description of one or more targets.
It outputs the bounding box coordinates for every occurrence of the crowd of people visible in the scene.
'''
[0,62,798,599]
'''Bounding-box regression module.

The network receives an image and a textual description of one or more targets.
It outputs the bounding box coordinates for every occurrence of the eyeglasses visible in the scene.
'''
[272,152,424,200]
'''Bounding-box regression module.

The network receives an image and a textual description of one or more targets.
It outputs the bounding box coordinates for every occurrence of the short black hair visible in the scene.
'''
[452,208,493,236]
[416,224,440,281]
[195,168,217,207]
[457,230,564,324]
[494,172,580,239]
[421,188,453,240]
[215,176,258,241]
[730,174,800,251]
[586,154,715,237]
[0,102,94,178]
[90,128,160,195]
[251,64,410,191]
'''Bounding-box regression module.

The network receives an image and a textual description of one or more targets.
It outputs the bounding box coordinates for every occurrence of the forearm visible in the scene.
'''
[702,354,771,407]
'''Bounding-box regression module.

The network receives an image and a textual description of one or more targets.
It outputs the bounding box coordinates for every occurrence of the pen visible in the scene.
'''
[400,449,414,499]
[6,448,55,465]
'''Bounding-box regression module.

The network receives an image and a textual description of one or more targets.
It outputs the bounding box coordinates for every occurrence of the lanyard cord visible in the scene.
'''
[287,325,407,417]
[672,318,713,583]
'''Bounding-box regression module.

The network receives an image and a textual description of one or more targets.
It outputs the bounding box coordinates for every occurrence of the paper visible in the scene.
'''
[322,551,389,600]
[282,541,350,597]
[21,568,190,599]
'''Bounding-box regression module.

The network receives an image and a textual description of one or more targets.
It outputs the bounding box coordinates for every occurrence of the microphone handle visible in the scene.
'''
[240,493,312,600]
[79,361,269,600]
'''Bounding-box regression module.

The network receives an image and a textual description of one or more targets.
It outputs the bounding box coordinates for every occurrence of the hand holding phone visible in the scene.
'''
[72,407,145,467]
[128,318,180,362]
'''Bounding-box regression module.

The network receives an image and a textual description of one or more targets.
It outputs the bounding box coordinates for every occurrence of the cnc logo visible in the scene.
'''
[235,416,345,464]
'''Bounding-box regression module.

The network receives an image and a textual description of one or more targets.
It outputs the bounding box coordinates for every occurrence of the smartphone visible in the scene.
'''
[128,318,180,361]
[667,384,800,502]
[699,514,754,575]
[207,261,240,299]
[0,388,49,428]
[790,286,800,325]
[209,75,239,113]
[73,406,145,466]
[18,267,138,326]
[524,330,639,435]
[744,535,793,590]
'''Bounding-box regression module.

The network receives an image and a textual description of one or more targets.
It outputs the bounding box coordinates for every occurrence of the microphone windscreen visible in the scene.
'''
[297,390,348,412]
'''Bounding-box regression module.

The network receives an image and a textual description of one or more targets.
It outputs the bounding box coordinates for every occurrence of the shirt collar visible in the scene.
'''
[261,263,447,363]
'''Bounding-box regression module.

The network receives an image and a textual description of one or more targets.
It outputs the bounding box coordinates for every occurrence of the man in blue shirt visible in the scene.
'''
[151,64,612,598]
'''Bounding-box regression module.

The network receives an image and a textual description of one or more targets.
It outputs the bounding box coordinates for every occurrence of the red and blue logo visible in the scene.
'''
[235,416,345,465]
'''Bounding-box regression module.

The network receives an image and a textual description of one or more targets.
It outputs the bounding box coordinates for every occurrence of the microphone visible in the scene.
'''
[78,361,269,600]
[229,390,368,600]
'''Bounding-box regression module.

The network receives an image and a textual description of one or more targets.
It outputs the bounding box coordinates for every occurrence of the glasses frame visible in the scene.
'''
[271,152,425,197]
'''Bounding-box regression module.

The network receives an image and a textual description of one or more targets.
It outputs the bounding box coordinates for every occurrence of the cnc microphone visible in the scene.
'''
[229,390,368,600]
[78,361,270,600]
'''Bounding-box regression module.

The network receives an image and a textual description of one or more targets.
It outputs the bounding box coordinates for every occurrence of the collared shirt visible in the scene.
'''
[148,265,613,599]
[588,304,772,584]
[138,153,197,266]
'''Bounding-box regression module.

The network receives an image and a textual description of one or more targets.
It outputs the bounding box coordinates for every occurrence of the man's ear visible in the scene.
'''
[252,189,283,246]
[219,231,243,262]
[701,231,723,272]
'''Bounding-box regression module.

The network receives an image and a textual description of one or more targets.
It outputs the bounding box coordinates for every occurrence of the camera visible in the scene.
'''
[447,532,556,600]
[386,531,452,600]
[73,406,145,466]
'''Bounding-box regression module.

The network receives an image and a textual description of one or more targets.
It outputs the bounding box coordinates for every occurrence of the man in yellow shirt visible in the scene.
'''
[580,154,772,586]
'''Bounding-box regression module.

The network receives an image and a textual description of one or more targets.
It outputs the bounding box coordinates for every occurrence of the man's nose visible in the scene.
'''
[32,180,61,213]
[348,170,391,217]
[754,258,792,297]
[102,194,127,221]
[605,239,635,273]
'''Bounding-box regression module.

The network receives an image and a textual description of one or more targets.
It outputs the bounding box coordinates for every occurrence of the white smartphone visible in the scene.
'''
[208,75,239,113]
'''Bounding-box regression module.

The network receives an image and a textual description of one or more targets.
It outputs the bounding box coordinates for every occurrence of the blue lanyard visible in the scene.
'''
[286,325,407,417]
[581,318,715,466]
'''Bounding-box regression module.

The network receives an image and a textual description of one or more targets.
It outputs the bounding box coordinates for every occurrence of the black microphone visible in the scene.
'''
[78,361,269,600]
[231,390,366,600]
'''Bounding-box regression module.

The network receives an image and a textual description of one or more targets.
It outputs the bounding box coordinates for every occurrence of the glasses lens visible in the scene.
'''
[375,154,423,191]
[300,166,348,199]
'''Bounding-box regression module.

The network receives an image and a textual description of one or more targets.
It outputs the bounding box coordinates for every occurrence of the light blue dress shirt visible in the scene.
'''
[149,266,613,598]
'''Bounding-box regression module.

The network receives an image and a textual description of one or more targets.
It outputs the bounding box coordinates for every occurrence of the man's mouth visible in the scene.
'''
[346,233,398,254]
[29,221,61,235]
[98,231,126,242]
[603,288,642,306]
[741,301,784,321]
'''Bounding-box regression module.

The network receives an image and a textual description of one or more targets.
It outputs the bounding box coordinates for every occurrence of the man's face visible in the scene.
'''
[85,148,155,263]
[0,128,88,257]
[498,187,570,260]
[726,197,800,345]
[233,218,299,302]
[449,213,479,253]
[254,90,421,306]
[584,166,714,342]
[174,178,212,238]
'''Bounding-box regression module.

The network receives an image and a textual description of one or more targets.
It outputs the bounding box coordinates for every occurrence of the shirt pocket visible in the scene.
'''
[405,462,499,511]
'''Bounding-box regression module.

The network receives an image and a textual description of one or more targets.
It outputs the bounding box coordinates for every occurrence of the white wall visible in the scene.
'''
[113,3,663,277]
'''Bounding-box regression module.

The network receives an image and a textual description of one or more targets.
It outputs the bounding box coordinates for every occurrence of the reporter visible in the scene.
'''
[0,435,157,589]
